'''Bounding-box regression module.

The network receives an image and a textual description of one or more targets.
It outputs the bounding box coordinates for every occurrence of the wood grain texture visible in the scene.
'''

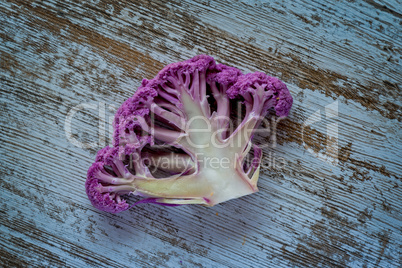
[1,0,401,267]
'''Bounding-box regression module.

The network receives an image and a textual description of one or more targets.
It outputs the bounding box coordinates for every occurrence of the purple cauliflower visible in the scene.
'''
[86,55,293,213]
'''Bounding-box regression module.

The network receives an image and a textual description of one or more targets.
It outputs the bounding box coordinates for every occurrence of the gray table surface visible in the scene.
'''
[1,0,401,267]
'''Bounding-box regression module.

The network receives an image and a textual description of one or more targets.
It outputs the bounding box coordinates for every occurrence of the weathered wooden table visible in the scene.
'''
[1,0,401,267]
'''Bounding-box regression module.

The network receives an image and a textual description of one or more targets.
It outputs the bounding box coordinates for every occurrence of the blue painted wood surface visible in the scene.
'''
[1,0,401,267]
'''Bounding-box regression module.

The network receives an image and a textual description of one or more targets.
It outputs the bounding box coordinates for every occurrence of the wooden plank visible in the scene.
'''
[0,0,401,267]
